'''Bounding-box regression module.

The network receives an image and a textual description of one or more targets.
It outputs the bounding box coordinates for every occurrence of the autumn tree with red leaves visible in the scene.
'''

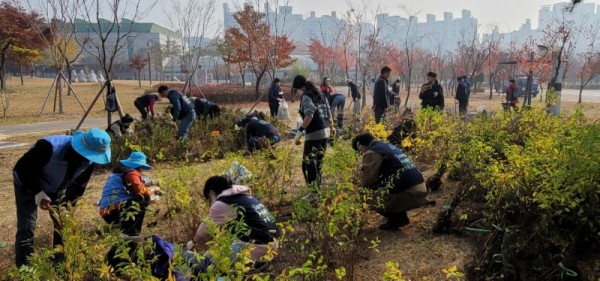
[0,2,47,90]
[224,4,295,98]
[576,23,600,104]
[308,39,334,78]
[129,54,148,88]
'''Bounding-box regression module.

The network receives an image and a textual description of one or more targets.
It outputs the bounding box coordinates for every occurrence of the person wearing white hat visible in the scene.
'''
[99,151,158,238]
[13,128,112,266]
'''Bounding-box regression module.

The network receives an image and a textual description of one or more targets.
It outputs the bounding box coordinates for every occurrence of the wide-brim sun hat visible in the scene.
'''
[71,128,112,164]
[120,151,152,170]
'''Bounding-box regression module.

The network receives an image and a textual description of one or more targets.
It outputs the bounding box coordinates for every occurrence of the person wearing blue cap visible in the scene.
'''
[99,151,158,238]
[12,128,112,267]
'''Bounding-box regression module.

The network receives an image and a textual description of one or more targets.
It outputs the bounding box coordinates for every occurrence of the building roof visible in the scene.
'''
[74,18,181,38]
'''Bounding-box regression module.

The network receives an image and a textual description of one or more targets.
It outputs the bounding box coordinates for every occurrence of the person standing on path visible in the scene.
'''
[158,85,196,139]
[321,77,345,131]
[293,75,332,187]
[268,78,284,117]
[391,79,401,112]
[374,67,392,123]
[455,77,469,115]
[347,80,362,116]
[134,92,161,120]
[13,128,111,266]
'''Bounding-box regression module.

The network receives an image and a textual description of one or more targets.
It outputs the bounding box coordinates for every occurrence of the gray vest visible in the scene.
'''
[38,135,91,195]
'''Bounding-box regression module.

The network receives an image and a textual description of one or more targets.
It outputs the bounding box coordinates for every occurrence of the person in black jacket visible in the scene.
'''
[455,77,469,115]
[158,85,196,139]
[419,72,444,110]
[267,78,283,117]
[194,98,221,121]
[106,114,134,137]
[347,80,362,116]
[373,67,392,123]
[391,79,401,111]
[134,93,160,120]
[352,133,430,230]
[237,112,281,152]
[13,128,112,266]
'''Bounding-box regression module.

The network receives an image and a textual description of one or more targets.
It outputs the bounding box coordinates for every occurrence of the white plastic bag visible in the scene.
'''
[277,100,291,121]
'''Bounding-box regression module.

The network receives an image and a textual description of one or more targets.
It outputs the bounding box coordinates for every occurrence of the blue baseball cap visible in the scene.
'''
[71,128,112,164]
[120,151,152,170]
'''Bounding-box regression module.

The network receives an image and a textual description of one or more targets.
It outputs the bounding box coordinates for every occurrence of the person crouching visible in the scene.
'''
[236,112,281,152]
[99,152,158,238]
[352,133,430,231]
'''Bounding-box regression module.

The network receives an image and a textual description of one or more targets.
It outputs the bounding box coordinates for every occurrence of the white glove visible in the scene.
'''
[34,191,51,209]
[186,240,195,251]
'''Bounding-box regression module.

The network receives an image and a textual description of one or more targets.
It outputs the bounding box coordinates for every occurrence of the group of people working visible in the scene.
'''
[12,73,436,278]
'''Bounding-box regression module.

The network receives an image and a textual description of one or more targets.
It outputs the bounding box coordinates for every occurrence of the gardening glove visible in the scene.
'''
[186,240,195,251]
[35,191,52,210]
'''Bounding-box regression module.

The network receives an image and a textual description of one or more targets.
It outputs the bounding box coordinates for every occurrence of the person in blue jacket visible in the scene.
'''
[12,128,111,266]
[158,85,196,139]
[236,112,281,152]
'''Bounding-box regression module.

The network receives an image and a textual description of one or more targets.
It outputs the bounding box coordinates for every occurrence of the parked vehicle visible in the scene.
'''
[501,77,539,97]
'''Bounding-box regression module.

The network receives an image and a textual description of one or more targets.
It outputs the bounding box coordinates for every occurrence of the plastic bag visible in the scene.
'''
[277,100,291,121]
[224,161,253,185]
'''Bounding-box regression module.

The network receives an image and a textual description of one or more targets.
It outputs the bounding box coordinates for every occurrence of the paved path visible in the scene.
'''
[0,118,106,140]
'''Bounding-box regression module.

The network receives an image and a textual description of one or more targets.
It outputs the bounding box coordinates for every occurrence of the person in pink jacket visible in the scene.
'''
[185,176,280,272]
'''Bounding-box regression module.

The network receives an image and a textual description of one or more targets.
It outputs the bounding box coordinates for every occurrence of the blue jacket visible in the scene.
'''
[168,90,194,121]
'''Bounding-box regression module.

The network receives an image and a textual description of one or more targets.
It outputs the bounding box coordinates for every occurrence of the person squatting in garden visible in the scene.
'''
[346,80,362,116]
[419,72,445,110]
[99,152,160,238]
[134,92,161,120]
[268,78,284,117]
[455,77,469,115]
[158,85,196,139]
[352,132,430,231]
[391,79,401,112]
[106,114,135,137]
[320,77,345,131]
[185,175,280,273]
[236,111,281,152]
[293,75,333,187]
[194,97,221,121]
[506,79,519,108]
[373,67,392,124]
[12,128,112,266]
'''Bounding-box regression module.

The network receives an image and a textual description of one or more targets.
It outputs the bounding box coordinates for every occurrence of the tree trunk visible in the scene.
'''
[0,51,7,90]
[240,69,246,88]
[19,65,24,86]
[578,85,583,104]
[489,74,494,99]
[404,69,412,107]
[57,77,64,114]
[66,62,73,96]
[254,71,265,99]
[138,69,142,88]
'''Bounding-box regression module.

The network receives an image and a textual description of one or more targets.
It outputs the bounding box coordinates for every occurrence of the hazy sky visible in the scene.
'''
[144,0,600,33]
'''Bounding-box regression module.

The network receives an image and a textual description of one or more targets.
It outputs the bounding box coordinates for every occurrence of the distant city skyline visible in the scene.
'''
[145,0,600,34]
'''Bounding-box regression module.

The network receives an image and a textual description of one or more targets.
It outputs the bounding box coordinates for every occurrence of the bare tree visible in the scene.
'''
[168,0,216,97]
[75,0,157,129]
[577,22,600,104]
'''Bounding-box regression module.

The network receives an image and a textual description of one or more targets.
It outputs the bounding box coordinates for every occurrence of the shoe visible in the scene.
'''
[379,216,410,231]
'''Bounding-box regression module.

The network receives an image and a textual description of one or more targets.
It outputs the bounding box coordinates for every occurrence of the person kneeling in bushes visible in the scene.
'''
[106,114,135,137]
[236,111,281,152]
[194,98,221,121]
[352,133,431,231]
[99,152,160,238]
[186,176,280,272]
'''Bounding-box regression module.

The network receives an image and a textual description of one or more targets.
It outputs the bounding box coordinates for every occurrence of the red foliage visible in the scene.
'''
[308,39,334,78]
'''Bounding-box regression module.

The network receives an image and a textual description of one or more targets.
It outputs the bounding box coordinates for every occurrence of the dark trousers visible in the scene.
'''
[302,138,328,186]
[458,100,468,115]
[377,210,410,226]
[14,181,80,266]
[374,107,386,124]
[134,100,148,120]
[102,199,148,236]
[269,103,279,118]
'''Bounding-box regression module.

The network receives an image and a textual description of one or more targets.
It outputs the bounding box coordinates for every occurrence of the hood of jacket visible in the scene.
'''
[217,185,252,198]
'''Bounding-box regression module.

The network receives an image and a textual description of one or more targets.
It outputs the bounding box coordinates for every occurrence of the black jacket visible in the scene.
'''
[348,82,361,100]
[374,76,390,109]
[455,82,468,102]
[419,82,444,109]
